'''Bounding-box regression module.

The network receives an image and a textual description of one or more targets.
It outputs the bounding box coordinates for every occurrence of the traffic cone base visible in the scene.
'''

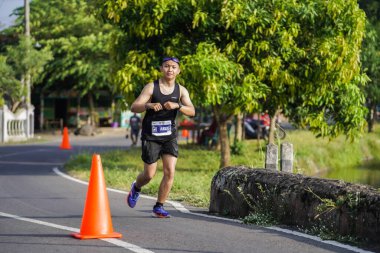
[71,231,122,240]
[60,127,72,149]
[72,154,122,240]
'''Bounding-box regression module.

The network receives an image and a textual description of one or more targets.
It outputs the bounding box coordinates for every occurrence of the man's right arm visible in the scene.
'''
[130,83,154,113]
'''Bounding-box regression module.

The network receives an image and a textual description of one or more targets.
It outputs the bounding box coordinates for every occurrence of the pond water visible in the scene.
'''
[322,161,380,188]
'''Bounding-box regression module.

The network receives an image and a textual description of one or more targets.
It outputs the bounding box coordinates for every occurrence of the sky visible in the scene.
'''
[0,0,24,30]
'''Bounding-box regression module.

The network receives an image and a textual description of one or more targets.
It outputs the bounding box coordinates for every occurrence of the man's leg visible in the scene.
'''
[127,162,157,208]
[128,140,161,208]
[157,154,177,203]
[130,129,136,144]
[151,154,177,217]
[135,130,139,144]
[136,162,158,188]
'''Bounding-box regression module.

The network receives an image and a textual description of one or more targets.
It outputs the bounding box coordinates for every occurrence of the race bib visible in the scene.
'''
[152,120,172,136]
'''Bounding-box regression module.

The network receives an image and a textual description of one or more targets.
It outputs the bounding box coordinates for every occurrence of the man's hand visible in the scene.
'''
[146,102,163,112]
[163,101,180,110]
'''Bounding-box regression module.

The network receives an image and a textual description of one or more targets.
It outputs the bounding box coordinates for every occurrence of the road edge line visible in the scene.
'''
[0,211,154,253]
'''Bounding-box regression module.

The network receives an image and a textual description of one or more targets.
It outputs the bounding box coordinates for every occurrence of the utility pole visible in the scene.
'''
[24,0,31,104]
[24,0,33,139]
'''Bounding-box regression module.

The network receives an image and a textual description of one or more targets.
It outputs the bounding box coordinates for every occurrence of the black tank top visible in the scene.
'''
[141,80,180,141]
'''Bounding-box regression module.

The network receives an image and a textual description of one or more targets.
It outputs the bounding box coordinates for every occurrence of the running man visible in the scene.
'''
[127,57,195,218]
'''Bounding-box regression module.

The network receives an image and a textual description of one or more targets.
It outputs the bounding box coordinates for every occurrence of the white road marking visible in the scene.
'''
[53,168,157,200]
[0,211,155,253]
[0,211,80,233]
[53,168,375,253]
[268,227,375,253]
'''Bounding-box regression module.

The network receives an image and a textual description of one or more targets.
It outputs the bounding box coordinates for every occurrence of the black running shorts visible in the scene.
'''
[141,138,178,164]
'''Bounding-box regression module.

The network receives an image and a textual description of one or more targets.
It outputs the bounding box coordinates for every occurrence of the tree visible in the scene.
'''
[96,0,367,167]
[94,0,268,167]
[8,0,116,126]
[181,43,267,166]
[359,0,380,132]
[361,24,380,132]
[221,0,367,143]
[0,55,22,108]
[1,35,52,112]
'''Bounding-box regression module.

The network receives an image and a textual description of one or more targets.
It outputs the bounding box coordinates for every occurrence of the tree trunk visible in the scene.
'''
[88,93,95,126]
[372,105,377,132]
[11,75,23,112]
[268,109,280,144]
[234,113,243,142]
[11,101,22,113]
[219,119,230,168]
[367,103,376,133]
[12,76,24,112]
[196,107,203,143]
[268,117,275,144]
[213,106,232,168]
[39,93,44,130]
[242,114,246,140]
[76,95,81,128]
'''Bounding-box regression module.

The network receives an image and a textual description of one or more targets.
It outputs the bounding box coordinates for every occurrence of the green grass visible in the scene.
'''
[64,140,267,207]
[64,127,380,208]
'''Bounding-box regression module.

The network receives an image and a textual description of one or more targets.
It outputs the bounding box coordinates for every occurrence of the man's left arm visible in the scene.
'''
[178,86,195,117]
[162,86,195,116]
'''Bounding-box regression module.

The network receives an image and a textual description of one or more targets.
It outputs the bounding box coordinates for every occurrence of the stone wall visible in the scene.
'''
[209,166,380,244]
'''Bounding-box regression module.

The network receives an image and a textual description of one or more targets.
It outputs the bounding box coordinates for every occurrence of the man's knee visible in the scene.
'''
[162,166,175,180]
[141,170,155,181]
[142,162,157,180]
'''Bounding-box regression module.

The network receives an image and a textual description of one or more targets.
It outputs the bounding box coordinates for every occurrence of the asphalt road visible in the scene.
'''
[0,131,375,253]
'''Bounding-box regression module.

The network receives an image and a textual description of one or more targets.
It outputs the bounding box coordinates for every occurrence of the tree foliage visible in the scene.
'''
[0,35,52,111]
[359,0,380,132]
[1,0,120,126]
[96,0,367,167]
[221,0,367,141]
[0,55,21,107]
[9,0,116,97]
[6,36,52,86]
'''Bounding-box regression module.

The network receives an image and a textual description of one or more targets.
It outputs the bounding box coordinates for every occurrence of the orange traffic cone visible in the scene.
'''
[72,154,122,239]
[60,127,72,149]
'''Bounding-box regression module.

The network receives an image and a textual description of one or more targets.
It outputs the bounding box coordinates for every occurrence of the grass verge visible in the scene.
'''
[64,128,380,208]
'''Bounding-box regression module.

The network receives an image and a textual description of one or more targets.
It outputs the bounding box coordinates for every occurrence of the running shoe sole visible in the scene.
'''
[151,212,171,218]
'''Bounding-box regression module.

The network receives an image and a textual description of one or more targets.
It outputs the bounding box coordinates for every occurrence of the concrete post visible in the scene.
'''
[265,143,278,170]
[280,142,293,173]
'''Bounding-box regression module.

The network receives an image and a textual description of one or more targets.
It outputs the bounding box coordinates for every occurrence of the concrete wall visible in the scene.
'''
[209,166,380,244]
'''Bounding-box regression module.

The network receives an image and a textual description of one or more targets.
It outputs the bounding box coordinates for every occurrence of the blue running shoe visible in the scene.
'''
[152,205,171,218]
[127,181,140,208]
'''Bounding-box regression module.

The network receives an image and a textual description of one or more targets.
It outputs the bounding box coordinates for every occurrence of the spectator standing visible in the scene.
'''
[129,113,141,145]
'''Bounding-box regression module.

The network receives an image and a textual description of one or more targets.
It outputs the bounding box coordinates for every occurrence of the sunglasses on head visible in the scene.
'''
[162,57,180,64]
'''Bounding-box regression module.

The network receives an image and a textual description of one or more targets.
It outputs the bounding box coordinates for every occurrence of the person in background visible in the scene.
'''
[129,113,141,145]
[126,56,195,218]
[260,111,270,138]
